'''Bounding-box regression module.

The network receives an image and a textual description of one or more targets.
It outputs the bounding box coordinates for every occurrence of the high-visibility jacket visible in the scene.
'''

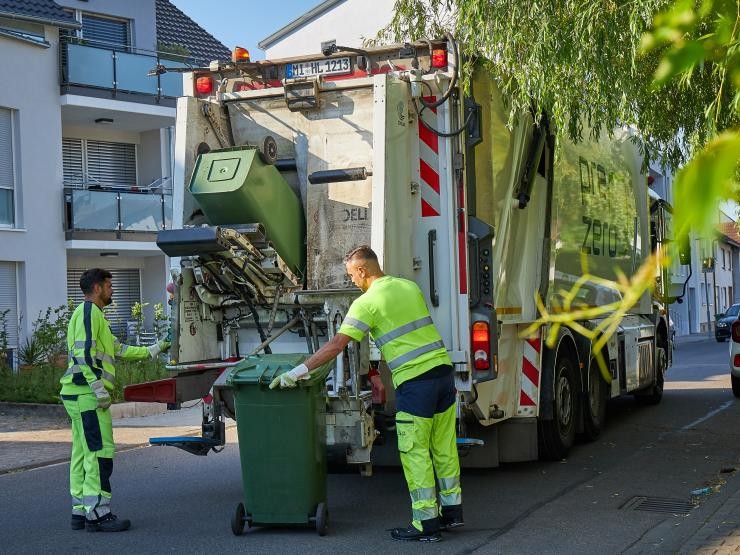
[60,301,151,395]
[338,275,451,388]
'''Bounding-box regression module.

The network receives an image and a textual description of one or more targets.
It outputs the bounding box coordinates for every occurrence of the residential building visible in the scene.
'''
[258,0,396,58]
[0,0,229,366]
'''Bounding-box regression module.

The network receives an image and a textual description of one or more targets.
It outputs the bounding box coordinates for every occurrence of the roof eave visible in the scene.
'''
[258,0,344,50]
[0,10,81,30]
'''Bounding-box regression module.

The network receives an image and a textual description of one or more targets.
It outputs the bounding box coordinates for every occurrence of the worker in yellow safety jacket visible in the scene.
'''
[271,246,462,542]
[60,268,170,532]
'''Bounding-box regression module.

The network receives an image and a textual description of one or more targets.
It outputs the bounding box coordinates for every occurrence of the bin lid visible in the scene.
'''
[226,354,332,387]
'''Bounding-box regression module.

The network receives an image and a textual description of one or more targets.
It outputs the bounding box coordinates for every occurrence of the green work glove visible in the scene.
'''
[90,379,112,410]
[148,340,171,358]
[269,363,310,389]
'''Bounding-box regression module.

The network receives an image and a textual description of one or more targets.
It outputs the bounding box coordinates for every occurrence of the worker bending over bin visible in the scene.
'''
[60,268,170,532]
[270,246,463,543]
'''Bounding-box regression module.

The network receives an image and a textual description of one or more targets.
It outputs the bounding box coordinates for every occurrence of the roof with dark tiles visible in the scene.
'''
[156,0,230,65]
[0,0,79,28]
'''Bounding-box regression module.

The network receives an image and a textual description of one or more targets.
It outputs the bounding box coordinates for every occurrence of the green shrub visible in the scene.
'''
[18,336,46,366]
[0,364,65,404]
[0,359,168,404]
[31,302,74,362]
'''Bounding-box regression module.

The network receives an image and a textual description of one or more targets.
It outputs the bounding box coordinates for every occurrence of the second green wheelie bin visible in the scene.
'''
[227,354,332,536]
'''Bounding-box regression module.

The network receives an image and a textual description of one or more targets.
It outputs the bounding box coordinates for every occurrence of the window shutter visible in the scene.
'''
[62,138,84,185]
[86,140,136,188]
[81,14,129,48]
[67,268,141,338]
[0,262,18,349]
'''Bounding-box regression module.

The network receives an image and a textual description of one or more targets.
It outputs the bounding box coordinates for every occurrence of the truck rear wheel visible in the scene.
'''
[582,358,608,441]
[635,347,665,405]
[539,354,577,460]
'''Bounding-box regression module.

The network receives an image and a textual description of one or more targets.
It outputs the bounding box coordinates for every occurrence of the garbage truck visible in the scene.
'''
[125,36,687,468]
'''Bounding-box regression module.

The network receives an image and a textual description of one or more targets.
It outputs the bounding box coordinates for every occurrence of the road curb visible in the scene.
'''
[0,401,167,420]
[0,402,66,420]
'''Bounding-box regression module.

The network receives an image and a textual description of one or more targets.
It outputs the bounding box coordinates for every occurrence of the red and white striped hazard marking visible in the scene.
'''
[518,334,541,416]
[418,97,441,217]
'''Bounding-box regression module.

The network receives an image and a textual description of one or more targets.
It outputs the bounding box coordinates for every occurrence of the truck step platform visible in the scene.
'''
[150,436,221,456]
[456,438,485,447]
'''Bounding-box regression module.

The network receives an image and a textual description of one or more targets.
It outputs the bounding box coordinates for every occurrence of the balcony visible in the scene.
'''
[60,37,192,105]
[64,178,172,242]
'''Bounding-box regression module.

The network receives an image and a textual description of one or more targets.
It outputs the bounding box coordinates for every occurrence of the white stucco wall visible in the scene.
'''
[55,0,158,51]
[0,27,68,338]
[261,0,396,59]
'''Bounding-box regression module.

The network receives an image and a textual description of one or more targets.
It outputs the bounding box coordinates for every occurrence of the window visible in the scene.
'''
[67,268,141,338]
[80,13,129,49]
[0,16,46,46]
[0,262,18,365]
[0,108,16,227]
[63,138,137,188]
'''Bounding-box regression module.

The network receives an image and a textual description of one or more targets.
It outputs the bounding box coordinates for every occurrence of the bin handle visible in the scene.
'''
[258,365,282,387]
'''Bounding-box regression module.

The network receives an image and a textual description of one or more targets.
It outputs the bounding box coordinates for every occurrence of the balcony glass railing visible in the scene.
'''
[64,183,172,233]
[62,38,192,98]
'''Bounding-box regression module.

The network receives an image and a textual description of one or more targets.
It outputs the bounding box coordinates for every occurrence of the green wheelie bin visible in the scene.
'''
[227,354,332,536]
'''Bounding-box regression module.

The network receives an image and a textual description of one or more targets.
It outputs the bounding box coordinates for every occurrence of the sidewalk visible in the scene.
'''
[674,333,715,346]
[625,468,740,554]
[0,402,235,475]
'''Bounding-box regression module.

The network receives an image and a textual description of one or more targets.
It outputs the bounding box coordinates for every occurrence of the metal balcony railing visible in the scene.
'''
[60,37,194,99]
[63,177,173,234]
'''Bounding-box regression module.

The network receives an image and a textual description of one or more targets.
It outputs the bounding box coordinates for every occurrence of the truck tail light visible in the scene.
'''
[732,320,740,342]
[431,48,448,68]
[195,75,213,95]
[232,47,250,63]
[472,321,490,370]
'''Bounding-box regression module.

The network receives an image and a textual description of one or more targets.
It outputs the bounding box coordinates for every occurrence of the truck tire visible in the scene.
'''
[582,358,608,441]
[636,347,666,405]
[539,354,578,460]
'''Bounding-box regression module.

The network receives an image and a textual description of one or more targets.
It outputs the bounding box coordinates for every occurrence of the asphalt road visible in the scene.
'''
[1,338,738,554]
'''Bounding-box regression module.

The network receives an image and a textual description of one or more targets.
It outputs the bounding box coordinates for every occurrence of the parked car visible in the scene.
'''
[715,303,740,342]
[729,320,740,397]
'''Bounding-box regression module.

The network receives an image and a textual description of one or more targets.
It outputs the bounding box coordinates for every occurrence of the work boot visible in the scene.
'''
[440,504,464,530]
[86,513,131,532]
[390,517,441,542]
[71,515,85,530]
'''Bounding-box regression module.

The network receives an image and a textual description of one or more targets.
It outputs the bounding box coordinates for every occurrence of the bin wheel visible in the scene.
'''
[315,502,328,536]
[231,502,246,536]
[259,136,278,165]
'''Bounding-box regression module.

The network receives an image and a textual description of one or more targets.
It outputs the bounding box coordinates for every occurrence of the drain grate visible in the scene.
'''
[622,496,697,515]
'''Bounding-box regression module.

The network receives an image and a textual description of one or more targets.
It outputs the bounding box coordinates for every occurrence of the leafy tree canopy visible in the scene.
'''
[379,0,739,170]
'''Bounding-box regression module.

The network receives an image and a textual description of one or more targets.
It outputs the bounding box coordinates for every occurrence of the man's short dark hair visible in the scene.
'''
[80,268,112,295]
[343,245,378,264]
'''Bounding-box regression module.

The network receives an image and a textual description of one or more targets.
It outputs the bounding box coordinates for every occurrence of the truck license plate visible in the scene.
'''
[285,57,352,78]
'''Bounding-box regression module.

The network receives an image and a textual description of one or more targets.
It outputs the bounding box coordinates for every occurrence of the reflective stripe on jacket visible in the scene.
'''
[60,301,151,395]
[338,275,451,387]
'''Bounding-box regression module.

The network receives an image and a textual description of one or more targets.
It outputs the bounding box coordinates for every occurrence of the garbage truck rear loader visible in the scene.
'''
[125,37,679,468]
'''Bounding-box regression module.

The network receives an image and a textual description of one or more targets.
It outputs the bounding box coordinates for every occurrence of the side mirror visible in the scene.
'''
[678,235,691,265]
